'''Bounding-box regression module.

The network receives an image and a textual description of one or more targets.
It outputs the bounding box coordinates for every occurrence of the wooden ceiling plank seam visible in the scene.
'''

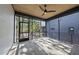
[13,4,79,21]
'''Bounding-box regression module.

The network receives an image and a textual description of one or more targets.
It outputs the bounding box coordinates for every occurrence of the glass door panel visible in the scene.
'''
[15,15,46,42]
[19,17,29,42]
[32,20,40,39]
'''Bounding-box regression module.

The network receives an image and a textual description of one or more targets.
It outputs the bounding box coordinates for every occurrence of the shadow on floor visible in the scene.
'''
[18,37,73,55]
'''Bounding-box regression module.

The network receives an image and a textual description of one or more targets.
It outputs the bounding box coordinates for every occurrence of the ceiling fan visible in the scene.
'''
[39,4,56,16]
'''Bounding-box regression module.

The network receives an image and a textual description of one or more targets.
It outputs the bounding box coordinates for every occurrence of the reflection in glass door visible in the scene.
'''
[15,15,46,42]
[29,19,46,39]
[32,19,40,39]
[19,17,29,42]
[16,16,29,42]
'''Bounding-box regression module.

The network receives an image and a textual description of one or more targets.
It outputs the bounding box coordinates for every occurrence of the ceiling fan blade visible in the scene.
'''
[42,12,45,16]
[44,4,47,7]
[44,4,47,9]
[47,10,56,12]
[39,5,44,11]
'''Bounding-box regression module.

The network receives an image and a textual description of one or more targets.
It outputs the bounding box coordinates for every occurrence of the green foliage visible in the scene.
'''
[16,17,40,33]
[30,20,40,32]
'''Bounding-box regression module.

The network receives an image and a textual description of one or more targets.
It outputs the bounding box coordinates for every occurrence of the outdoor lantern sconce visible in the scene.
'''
[69,27,74,31]
[68,27,75,44]
[69,27,75,34]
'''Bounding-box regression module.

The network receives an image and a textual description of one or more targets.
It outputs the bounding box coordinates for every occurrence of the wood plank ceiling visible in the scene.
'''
[13,4,78,20]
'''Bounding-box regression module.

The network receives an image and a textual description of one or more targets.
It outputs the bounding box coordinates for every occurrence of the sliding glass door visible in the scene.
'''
[19,17,29,42]
[32,19,41,39]
[16,16,29,42]
[15,14,46,42]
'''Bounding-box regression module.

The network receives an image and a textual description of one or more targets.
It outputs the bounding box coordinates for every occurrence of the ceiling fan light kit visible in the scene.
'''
[44,12,47,14]
[39,4,56,16]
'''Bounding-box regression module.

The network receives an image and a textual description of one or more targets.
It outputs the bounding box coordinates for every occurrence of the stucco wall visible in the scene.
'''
[47,11,79,44]
[0,4,14,54]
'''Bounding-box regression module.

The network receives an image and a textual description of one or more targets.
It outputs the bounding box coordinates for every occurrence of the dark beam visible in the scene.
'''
[15,11,45,21]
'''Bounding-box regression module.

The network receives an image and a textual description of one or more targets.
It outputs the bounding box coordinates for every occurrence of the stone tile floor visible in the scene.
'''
[8,37,73,55]
[7,43,18,55]
[18,37,73,55]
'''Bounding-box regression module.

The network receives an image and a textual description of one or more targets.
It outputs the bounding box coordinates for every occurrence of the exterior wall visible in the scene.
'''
[0,5,14,54]
[60,12,79,44]
[47,11,79,44]
[47,19,58,40]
